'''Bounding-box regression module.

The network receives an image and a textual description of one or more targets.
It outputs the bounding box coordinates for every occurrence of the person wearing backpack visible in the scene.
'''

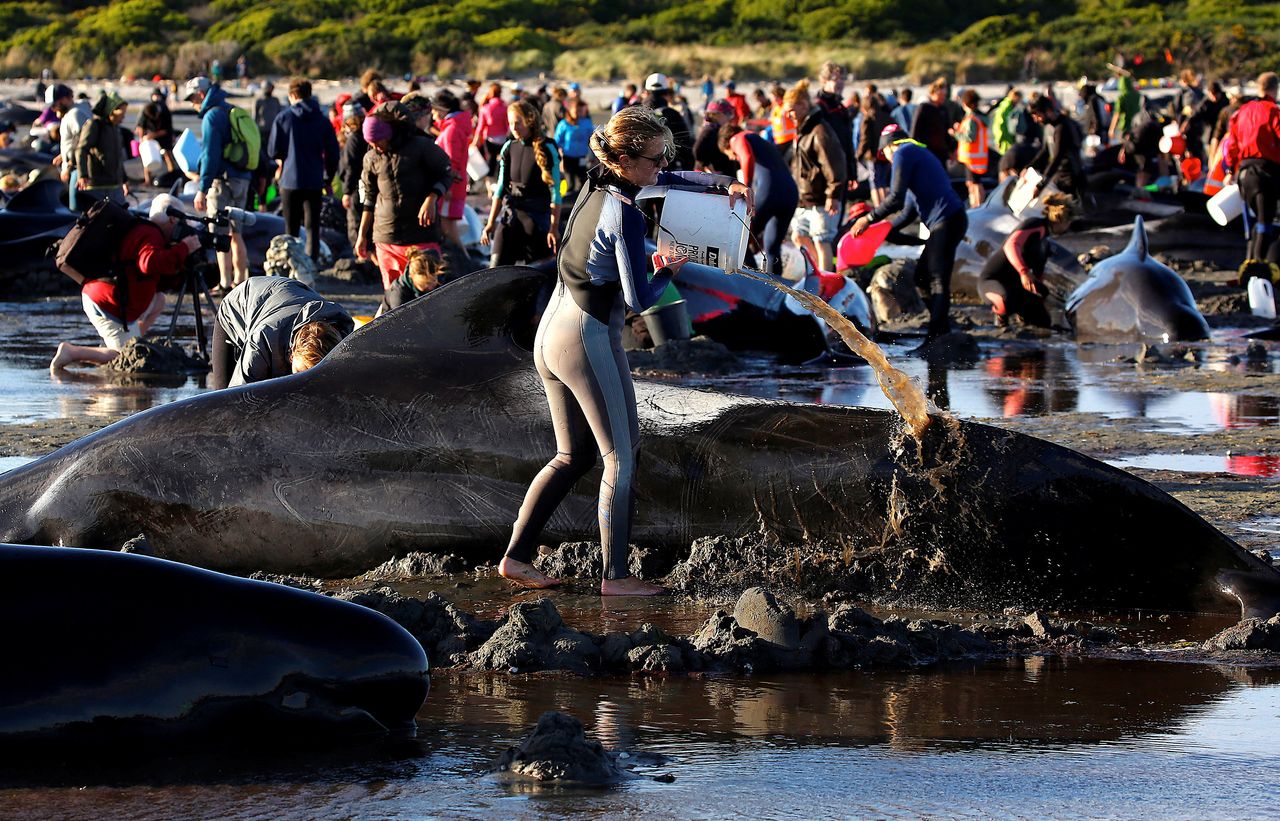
[185,76,256,294]
[268,78,341,261]
[50,194,201,371]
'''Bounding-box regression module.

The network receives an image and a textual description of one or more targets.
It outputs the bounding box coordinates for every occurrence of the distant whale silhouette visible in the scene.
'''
[0,266,1273,617]
[1066,215,1211,342]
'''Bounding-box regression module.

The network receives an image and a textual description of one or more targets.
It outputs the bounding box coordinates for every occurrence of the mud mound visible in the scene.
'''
[534,541,673,580]
[1203,616,1280,651]
[493,711,627,784]
[105,338,206,376]
[338,586,497,666]
[362,551,468,580]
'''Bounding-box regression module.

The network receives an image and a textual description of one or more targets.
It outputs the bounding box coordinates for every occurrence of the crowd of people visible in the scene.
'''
[9,55,1279,596]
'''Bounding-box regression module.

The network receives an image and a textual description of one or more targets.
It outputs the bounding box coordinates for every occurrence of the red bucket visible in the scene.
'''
[837,220,892,269]
[1159,134,1186,155]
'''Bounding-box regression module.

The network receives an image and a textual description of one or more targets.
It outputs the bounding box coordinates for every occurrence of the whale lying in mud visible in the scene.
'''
[0,266,1274,617]
[0,544,427,751]
[1066,216,1211,343]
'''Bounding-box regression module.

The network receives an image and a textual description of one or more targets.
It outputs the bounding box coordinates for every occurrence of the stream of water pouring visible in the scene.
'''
[729,266,935,440]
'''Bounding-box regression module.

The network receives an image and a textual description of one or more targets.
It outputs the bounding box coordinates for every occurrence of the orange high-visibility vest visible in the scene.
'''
[771,102,796,145]
[958,113,989,175]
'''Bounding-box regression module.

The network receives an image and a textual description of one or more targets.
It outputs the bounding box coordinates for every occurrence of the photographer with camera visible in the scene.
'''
[210,276,354,389]
[50,194,201,371]
[185,76,255,296]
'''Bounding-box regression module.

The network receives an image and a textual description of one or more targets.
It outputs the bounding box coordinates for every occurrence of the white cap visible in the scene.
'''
[183,76,211,101]
[645,73,669,92]
[149,193,182,221]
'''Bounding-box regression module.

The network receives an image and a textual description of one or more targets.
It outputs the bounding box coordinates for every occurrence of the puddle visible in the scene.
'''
[0,455,33,473]
[1107,453,1280,478]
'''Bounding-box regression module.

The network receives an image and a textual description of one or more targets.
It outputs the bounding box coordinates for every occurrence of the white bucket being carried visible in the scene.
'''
[649,188,749,273]
[1008,168,1059,218]
[1248,276,1276,319]
[138,138,164,173]
[1207,183,1243,226]
[467,145,489,182]
[1083,134,1102,158]
[173,129,201,176]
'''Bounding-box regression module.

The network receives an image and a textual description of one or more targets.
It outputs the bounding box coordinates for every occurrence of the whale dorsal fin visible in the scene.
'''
[319,265,546,376]
[1124,215,1148,260]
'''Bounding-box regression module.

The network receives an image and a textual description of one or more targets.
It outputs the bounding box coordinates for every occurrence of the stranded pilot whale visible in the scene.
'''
[0,266,1275,617]
[0,544,428,750]
[1066,215,1211,343]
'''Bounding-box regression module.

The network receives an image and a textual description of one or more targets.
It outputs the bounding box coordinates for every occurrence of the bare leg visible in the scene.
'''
[216,248,234,290]
[231,233,249,286]
[815,240,835,273]
[50,342,119,371]
[136,293,167,335]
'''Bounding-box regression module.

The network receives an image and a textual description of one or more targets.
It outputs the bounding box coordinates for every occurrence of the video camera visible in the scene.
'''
[168,205,257,254]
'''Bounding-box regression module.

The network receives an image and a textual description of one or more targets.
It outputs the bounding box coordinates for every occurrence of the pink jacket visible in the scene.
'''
[476,97,509,143]
[435,110,473,207]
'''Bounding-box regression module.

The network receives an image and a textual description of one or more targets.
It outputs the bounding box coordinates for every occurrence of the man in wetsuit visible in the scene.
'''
[911,77,954,167]
[851,125,967,344]
[1028,95,1087,201]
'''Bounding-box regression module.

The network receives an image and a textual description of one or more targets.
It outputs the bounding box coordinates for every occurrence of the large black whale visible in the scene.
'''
[0,266,1275,616]
[0,544,428,750]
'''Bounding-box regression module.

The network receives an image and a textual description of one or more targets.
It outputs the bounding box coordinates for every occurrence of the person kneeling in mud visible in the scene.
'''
[51,194,201,371]
[377,246,448,316]
[978,193,1077,328]
[210,275,354,389]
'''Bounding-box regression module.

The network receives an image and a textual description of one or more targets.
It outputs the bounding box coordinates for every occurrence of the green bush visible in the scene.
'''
[473,26,559,53]
[76,0,188,49]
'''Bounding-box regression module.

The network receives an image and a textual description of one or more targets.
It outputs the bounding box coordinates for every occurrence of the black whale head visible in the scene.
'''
[0,545,428,749]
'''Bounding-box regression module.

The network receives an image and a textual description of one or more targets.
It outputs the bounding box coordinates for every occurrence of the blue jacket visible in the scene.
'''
[869,140,965,229]
[554,118,593,160]
[198,84,252,192]
[268,97,340,191]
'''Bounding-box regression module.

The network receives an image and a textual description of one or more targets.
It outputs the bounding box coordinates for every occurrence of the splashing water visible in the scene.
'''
[729,266,934,441]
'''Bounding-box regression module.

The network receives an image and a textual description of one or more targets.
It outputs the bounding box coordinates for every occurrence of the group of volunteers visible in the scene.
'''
[22,59,1280,598]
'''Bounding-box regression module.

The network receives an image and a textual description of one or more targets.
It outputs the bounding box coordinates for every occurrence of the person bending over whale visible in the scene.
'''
[499,105,752,595]
[978,193,1077,328]
[210,276,354,389]
[851,124,967,343]
[377,246,448,316]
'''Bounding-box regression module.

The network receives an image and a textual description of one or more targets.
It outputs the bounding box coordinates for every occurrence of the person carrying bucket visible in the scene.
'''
[850,124,967,344]
[498,106,750,595]
[1224,71,1280,274]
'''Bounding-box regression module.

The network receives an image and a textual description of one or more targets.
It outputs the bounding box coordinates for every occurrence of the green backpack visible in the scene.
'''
[222,105,261,172]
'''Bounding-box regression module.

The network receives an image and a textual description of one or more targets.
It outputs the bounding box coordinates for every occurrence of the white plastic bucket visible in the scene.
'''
[467,145,489,182]
[1248,277,1276,319]
[1008,168,1059,218]
[1163,122,1181,138]
[458,203,483,246]
[173,129,201,176]
[138,138,164,172]
[655,188,749,273]
[1207,183,1243,226]
[1083,134,1102,158]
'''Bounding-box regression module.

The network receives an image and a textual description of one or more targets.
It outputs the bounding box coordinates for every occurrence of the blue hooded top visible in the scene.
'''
[198,84,253,192]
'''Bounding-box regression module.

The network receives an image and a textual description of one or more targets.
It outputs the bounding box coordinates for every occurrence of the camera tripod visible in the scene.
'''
[163,263,219,360]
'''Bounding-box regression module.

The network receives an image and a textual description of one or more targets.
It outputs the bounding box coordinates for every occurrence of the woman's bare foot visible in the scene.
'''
[498,556,562,589]
[600,577,666,596]
[49,343,72,371]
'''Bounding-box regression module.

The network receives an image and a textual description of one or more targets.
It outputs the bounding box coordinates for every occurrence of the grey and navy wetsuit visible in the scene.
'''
[505,166,732,579]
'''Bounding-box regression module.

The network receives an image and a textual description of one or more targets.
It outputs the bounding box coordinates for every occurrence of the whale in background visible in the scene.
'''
[1066,215,1211,342]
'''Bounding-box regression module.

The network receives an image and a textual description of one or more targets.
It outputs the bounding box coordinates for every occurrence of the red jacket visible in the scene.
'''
[435,111,473,208]
[82,222,188,323]
[1226,97,1280,168]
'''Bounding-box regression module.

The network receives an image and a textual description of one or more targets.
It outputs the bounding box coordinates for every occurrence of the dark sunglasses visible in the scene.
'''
[631,144,674,164]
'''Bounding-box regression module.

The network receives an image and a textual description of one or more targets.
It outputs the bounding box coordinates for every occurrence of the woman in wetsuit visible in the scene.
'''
[978,193,1076,328]
[499,106,750,595]
[718,121,797,276]
[481,100,562,267]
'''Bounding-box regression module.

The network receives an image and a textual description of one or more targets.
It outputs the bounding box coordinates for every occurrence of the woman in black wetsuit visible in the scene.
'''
[978,193,1076,328]
[498,106,750,595]
[718,121,798,276]
[481,99,562,267]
